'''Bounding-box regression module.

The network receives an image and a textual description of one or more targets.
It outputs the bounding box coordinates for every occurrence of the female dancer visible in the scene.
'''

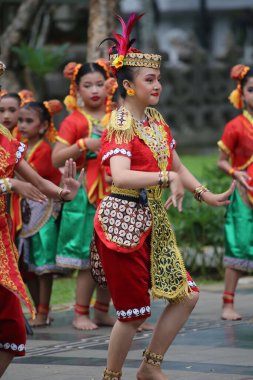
[218,64,253,321]
[0,89,37,239]
[18,100,65,327]
[91,14,235,380]
[0,66,84,376]
[52,60,114,330]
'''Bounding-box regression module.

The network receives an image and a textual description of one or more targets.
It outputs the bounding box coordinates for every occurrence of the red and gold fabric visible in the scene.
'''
[218,110,253,205]
[25,139,61,185]
[0,124,34,317]
[93,106,197,316]
[57,108,110,205]
[0,285,26,356]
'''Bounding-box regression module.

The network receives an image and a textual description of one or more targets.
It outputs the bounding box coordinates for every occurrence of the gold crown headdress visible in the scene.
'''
[228,64,250,109]
[102,13,162,71]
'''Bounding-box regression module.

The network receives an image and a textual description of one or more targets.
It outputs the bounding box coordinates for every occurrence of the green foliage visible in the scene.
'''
[166,164,231,278]
[12,43,69,77]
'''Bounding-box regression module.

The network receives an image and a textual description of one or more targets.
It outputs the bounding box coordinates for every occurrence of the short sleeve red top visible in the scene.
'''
[218,113,253,169]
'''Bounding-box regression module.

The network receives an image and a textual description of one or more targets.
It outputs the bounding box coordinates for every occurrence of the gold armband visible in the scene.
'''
[77,138,87,152]
[228,167,235,177]
[193,185,209,202]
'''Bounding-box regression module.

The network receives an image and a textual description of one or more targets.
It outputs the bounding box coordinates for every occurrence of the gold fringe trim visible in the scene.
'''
[148,198,191,303]
[217,140,231,156]
[107,108,135,144]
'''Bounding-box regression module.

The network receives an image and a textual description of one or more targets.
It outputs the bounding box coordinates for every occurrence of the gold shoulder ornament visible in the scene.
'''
[107,106,135,144]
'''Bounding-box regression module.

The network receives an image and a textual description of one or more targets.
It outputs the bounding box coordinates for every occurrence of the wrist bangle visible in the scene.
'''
[77,138,87,152]
[193,185,209,202]
[57,188,70,203]
[228,168,235,177]
[0,178,13,194]
[158,171,170,188]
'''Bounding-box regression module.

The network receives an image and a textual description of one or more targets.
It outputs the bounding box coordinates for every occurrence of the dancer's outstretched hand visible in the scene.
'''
[61,158,84,201]
[164,171,184,212]
[202,180,236,207]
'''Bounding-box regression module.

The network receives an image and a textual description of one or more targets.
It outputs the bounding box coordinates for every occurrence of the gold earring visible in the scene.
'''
[126,88,135,96]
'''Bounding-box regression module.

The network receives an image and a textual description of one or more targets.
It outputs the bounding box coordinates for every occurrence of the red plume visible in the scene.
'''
[113,13,144,56]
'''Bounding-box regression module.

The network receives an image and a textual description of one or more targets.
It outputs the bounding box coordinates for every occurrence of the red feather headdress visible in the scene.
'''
[101,13,161,71]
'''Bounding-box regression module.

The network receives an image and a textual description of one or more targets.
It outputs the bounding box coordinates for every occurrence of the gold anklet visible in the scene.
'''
[103,368,122,380]
[143,349,163,367]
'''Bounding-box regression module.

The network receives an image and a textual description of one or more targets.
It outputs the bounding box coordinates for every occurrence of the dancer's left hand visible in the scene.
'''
[61,158,84,201]
[202,180,236,207]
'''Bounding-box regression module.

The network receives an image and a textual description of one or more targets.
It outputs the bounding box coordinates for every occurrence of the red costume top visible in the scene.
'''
[218,110,253,203]
[92,107,195,305]
[0,124,34,316]
[26,139,61,184]
[57,108,110,205]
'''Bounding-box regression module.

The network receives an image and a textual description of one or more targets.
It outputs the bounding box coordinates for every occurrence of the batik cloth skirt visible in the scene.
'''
[56,186,96,269]
[224,188,253,271]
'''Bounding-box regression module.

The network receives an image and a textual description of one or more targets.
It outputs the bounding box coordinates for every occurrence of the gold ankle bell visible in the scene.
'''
[143,349,163,367]
[103,368,122,380]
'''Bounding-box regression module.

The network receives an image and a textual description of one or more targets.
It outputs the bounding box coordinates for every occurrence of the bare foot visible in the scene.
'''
[137,322,155,332]
[93,310,116,327]
[29,313,50,327]
[72,314,98,330]
[221,304,242,321]
[137,362,168,380]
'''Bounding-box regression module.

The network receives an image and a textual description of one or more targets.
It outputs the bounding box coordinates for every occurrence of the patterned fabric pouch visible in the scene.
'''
[97,195,152,249]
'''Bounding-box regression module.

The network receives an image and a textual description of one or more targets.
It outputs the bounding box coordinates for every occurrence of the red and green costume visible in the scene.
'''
[56,108,110,269]
[218,110,253,270]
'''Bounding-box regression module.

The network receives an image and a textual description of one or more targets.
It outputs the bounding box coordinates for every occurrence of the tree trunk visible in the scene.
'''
[0,0,43,90]
[87,0,118,61]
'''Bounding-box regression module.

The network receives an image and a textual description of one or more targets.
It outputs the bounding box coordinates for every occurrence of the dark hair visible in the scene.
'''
[241,69,253,89]
[75,63,107,85]
[1,92,21,105]
[22,101,50,123]
[116,66,140,99]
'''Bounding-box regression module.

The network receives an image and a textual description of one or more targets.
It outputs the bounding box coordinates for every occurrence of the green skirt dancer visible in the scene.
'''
[56,185,96,269]
[19,199,63,275]
[224,187,253,271]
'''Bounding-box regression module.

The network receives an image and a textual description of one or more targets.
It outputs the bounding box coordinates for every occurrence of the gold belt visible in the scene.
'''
[111,185,162,201]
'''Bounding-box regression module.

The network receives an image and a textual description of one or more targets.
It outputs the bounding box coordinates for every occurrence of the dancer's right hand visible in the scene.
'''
[233,170,253,191]
[11,179,47,202]
[164,171,184,212]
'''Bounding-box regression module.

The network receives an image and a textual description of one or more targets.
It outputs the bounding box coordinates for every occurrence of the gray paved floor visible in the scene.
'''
[3,279,253,380]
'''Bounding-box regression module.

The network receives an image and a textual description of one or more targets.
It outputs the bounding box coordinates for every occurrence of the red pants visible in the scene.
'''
[0,285,26,356]
[95,233,199,322]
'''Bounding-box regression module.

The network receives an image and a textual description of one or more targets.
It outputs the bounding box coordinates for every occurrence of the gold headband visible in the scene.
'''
[110,52,161,70]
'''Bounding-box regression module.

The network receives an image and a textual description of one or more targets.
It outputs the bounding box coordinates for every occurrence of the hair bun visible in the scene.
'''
[18,89,35,104]
[46,99,63,115]
[230,64,250,81]
[63,62,79,80]
[104,77,118,96]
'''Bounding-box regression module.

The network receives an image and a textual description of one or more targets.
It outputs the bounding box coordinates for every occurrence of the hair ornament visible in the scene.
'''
[228,64,250,109]
[18,89,35,106]
[0,61,6,77]
[0,88,8,98]
[103,13,161,71]
[43,100,63,142]
[63,62,83,112]
[96,58,112,79]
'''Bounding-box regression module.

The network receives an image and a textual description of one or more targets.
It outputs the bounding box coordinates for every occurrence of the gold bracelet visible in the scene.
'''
[228,167,235,177]
[158,171,170,188]
[77,138,87,152]
[56,188,70,203]
[0,178,13,194]
[193,185,209,202]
